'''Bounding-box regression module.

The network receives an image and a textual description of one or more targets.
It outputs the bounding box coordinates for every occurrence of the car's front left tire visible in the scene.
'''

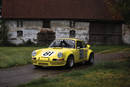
[65,55,74,68]
[34,65,41,69]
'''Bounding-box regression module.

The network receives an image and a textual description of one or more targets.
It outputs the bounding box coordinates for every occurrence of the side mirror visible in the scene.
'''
[86,44,90,49]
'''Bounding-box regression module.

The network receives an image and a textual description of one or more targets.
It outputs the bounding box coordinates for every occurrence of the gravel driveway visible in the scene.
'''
[0,51,130,87]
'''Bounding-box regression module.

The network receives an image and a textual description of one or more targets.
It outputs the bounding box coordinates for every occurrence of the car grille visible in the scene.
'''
[38,63,48,66]
[50,62,64,65]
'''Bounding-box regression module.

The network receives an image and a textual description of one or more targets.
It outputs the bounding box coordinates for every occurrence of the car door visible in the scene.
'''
[76,41,87,62]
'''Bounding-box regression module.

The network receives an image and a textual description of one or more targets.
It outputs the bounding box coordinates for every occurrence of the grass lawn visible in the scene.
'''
[18,58,130,87]
[92,45,130,53]
[0,45,130,68]
[0,47,44,68]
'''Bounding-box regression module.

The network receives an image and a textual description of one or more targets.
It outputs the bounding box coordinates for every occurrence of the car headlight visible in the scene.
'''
[57,52,63,58]
[32,51,36,56]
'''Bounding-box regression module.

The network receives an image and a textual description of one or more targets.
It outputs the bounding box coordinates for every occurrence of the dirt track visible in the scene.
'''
[0,51,130,87]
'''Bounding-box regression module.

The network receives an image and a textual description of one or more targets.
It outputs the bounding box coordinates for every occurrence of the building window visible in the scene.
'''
[42,20,50,28]
[17,30,23,37]
[69,21,75,28]
[17,20,23,27]
[70,30,76,38]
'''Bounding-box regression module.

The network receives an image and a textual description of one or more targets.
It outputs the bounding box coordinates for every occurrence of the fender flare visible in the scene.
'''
[87,50,94,61]
[65,54,74,63]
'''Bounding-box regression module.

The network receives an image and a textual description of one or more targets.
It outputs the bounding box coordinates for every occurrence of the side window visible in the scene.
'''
[82,42,86,48]
[77,41,83,48]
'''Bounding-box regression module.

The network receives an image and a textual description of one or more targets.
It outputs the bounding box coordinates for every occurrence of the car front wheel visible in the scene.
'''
[34,65,41,69]
[65,56,74,68]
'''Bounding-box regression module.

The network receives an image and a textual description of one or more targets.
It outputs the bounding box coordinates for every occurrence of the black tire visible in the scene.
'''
[34,65,41,69]
[87,53,94,65]
[65,56,74,68]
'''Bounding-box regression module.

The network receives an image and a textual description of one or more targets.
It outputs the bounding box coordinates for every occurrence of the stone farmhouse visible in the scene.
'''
[1,0,130,45]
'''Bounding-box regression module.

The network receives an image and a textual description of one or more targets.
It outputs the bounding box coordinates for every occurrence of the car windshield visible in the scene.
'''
[50,39,75,48]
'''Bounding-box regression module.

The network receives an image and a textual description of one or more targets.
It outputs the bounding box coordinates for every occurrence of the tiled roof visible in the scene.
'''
[2,0,123,21]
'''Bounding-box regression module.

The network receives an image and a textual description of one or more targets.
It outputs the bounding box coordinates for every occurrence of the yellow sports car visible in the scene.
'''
[32,38,94,68]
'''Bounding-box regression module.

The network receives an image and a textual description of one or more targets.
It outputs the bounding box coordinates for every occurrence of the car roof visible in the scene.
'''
[57,38,82,41]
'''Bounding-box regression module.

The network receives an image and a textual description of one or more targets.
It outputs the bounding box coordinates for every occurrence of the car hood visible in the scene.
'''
[37,47,73,58]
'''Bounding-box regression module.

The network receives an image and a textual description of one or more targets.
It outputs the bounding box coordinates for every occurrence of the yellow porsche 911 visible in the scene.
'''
[32,38,94,68]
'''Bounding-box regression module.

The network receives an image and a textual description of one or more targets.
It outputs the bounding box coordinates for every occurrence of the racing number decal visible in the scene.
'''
[84,50,87,58]
[80,49,84,59]
[43,51,55,57]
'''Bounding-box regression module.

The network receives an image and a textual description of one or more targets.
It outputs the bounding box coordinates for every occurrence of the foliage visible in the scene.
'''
[116,0,130,24]
[0,20,9,45]
[21,39,36,46]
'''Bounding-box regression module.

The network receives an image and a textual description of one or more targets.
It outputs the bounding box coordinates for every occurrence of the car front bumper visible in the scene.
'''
[32,57,66,67]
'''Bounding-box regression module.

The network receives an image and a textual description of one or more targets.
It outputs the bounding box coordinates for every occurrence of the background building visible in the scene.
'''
[2,0,129,45]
